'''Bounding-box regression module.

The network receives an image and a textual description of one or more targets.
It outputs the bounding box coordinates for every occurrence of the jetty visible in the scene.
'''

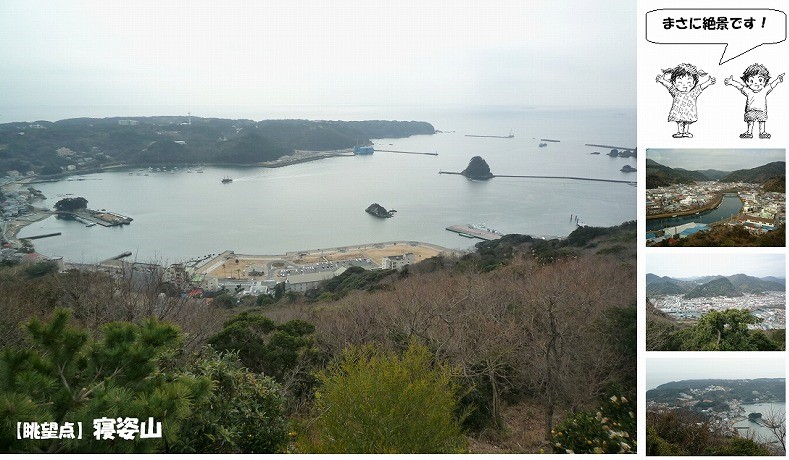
[585,143,636,151]
[465,130,514,139]
[22,232,62,240]
[439,171,635,185]
[540,139,560,142]
[375,150,438,156]
[446,225,502,241]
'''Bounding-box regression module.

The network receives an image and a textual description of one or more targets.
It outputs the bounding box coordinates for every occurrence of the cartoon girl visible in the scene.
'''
[724,63,784,139]
[656,63,716,138]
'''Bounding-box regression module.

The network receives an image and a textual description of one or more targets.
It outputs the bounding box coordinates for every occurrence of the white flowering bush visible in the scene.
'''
[551,395,636,454]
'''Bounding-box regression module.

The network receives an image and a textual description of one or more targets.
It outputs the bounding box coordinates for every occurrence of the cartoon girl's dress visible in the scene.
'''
[667,85,703,123]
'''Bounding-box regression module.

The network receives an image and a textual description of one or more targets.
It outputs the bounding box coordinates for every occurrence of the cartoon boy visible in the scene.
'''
[656,63,716,138]
[725,63,784,139]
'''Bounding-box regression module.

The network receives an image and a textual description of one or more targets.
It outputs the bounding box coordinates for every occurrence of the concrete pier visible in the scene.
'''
[446,225,502,240]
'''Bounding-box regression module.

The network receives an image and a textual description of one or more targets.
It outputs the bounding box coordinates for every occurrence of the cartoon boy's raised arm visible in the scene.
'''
[724,75,744,90]
[768,73,785,91]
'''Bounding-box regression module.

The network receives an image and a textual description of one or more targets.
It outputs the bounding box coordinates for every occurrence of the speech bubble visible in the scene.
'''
[646,9,787,64]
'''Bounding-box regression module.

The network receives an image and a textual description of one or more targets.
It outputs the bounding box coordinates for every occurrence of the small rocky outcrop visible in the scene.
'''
[621,165,636,173]
[365,203,393,218]
[461,156,494,180]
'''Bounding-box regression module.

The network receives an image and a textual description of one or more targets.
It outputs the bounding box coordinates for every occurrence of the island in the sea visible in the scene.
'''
[0,117,436,176]
[365,203,394,218]
[461,156,494,180]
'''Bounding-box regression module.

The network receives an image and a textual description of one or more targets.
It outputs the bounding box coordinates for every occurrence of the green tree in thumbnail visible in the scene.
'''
[679,309,761,351]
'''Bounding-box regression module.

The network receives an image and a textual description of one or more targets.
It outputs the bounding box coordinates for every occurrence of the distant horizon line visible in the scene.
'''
[0,104,636,121]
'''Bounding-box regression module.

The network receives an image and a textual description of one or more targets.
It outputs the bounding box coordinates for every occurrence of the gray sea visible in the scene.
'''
[14,106,636,263]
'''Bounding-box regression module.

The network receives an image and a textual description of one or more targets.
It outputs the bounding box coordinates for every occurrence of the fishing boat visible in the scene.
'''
[222,176,233,184]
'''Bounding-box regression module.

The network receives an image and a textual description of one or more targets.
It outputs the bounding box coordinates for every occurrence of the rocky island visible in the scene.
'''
[365,203,393,218]
[461,156,494,180]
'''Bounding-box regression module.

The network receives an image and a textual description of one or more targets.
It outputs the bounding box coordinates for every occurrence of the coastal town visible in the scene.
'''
[647,380,786,440]
[646,181,785,244]
[649,292,786,330]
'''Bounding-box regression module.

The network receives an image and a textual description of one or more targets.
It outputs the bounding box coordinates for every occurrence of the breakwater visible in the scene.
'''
[376,150,438,156]
[585,143,635,151]
[465,134,514,139]
[439,171,634,185]
[22,232,61,240]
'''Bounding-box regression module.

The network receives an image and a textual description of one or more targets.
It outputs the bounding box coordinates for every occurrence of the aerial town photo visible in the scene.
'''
[646,149,785,247]
[646,252,786,351]
[647,356,786,456]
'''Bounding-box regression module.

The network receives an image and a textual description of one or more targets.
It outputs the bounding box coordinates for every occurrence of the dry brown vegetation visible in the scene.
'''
[1,224,636,452]
[264,252,636,451]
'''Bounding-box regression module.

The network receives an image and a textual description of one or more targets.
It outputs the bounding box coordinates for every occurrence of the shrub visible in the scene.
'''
[551,395,635,454]
[303,342,467,453]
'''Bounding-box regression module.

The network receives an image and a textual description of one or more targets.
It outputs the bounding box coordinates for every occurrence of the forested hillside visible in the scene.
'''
[0,117,435,175]
[0,223,636,453]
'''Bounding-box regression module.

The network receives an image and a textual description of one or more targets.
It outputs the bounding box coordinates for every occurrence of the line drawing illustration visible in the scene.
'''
[724,63,784,139]
[656,63,716,138]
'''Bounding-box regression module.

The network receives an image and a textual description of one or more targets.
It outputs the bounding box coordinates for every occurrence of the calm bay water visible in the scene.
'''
[732,402,786,445]
[16,106,636,262]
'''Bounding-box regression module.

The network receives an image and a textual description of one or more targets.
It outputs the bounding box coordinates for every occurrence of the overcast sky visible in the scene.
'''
[647,253,785,278]
[648,356,786,390]
[647,149,786,171]
[0,0,635,117]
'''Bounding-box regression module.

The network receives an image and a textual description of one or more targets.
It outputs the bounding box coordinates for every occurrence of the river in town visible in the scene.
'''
[15,105,636,263]
[646,193,744,232]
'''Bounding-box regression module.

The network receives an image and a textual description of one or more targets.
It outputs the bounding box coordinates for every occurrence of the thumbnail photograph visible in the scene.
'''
[646,252,786,351]
[647,355,786,456]
[646,149,785,247]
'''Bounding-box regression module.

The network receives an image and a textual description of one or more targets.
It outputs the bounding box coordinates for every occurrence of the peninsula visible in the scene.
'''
[0,117,435,176]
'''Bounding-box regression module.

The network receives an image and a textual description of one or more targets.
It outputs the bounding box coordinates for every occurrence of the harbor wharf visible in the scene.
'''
[446,225,502,241]
[53,209,132,227]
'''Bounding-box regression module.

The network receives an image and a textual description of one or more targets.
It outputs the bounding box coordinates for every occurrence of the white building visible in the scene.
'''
[381,253,415,270]
[285,267,347,293]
